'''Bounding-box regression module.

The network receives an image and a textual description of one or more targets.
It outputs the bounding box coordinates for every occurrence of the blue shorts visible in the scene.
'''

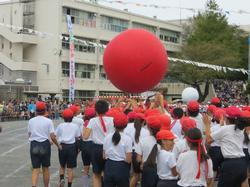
[91,143,105,174]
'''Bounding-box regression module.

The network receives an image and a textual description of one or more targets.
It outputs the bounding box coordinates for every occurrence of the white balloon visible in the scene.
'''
[182,87,199,103]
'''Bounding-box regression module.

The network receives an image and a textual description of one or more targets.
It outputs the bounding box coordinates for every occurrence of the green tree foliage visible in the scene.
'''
[169,0,249,101]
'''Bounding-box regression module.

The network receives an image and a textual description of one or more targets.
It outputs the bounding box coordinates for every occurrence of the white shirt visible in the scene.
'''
[172,138,190,160]
[72,116,84,136]
[28,115,55,142]
[157,149,177,180]
[135,135,157,162]
[124,123,150,149]
[211,124,245,158]
[103,132,132,161]
[56,122,81,144]
[210,122,221,147]
[190,113,204,134]
[171,119,183,139]
[177,150,213,187]
[87,116,115,145]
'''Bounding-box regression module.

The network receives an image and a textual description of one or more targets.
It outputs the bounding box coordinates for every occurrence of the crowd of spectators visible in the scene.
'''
[213,79,249,106]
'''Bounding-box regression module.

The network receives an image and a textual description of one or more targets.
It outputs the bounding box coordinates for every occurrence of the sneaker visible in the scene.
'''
[58,179,65,187]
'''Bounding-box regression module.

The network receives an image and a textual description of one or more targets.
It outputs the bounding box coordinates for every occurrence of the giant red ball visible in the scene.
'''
[103,29,168,93]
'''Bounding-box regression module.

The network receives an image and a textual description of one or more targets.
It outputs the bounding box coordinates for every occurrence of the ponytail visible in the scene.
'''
[134,119,143,143]
[112,130,121,146]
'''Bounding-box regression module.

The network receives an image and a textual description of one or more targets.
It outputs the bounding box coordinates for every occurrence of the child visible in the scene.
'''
[56,109,81,187]
[177,128,213,187]
[156,130,178,187]
[103,111,132,187]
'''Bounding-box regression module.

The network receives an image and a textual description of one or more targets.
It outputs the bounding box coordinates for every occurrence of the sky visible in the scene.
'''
[0,0,249,26]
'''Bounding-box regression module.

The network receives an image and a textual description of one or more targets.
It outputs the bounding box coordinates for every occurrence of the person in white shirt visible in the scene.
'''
[170,108,184,139]
[56,109,81,187]
[156,130,178,187]
[204,106,248,187]
[172,117,196,160]
[81,107,96,187]
[103,111,132,187]
[177,127,213,187]
[187,101,205,135]
[28,101,60,187]
[84,100,114,187]
[124,112,150,187]
[135,115,161,187]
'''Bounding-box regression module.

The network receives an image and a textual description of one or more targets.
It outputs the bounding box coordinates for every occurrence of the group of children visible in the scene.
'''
[28,95,250,187]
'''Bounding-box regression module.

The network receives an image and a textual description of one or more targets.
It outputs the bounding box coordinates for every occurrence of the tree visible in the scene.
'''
[169,0,248,102]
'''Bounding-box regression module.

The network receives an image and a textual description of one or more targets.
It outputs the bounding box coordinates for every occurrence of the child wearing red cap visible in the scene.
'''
[156,130,178,187]
[103,111,132,187]
[83,100,114,187]
[135,115,161,187]
[170,108,184,139]
[124,112,150,187]
[81,107,96,186]
[56,109,81,187]
[28,101,60,187]
[176,128,213,187]
[204,106,248,187]
[172,117,196,160]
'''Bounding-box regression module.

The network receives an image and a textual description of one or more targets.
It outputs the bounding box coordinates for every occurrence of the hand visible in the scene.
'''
[219,114,225,126]
[202,113,211,127]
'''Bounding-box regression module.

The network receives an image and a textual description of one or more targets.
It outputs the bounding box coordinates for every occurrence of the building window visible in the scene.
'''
[159,29,180,44]
[101,15,129,32]
[99,40,109,53]
[99,66,107,80]
[132,22,157,34]
[61,62,95,79]
[62,34,96,54]
[62,89,95,100]
[62,7,96,28]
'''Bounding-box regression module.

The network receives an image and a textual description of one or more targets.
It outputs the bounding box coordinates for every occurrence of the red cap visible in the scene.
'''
[207,105,217,114]
[225,106,241,119]
[159,115,171,130]
[240,110,250,118]
[84,107,95,118]
[106,107,123,116]
[134,112,145,120]
[36,101,46,111]
[146,116,161,129]
[127,111,137,120]
[62,109,74,119]
[70,105,81,115]
[180,117,196,132]
[211,97,220,104]
[156,130,175,140]
[242,106,250,111]
[213,109,226,122]
[144,109,161,117]
[133,107,145,113]
[187,101,199,112]
[110,111,128,127]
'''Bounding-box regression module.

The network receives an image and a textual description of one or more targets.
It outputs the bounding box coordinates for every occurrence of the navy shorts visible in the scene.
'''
[208,146,224,172]
[81,140,93,166]
[157,179,178,187]
[141,165,158,187]
[218,157,247,187]
[30,140,51,168]
[91,143,105,174]
[59,143,77,168]
[104,159,130,187]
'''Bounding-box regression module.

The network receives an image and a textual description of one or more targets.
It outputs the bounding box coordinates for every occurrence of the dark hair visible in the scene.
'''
[244,130,250,145]
[124,109,132,115]
[212,102,222,108]
[134,119,144,143]
[36,110,45,116]
[188,109,199,117]
[112,126,125,146]
[64,117,73,122]
[235,117,250,131]
[187,128,209,162]
[95,100,109,115]
[173,108,184,119]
